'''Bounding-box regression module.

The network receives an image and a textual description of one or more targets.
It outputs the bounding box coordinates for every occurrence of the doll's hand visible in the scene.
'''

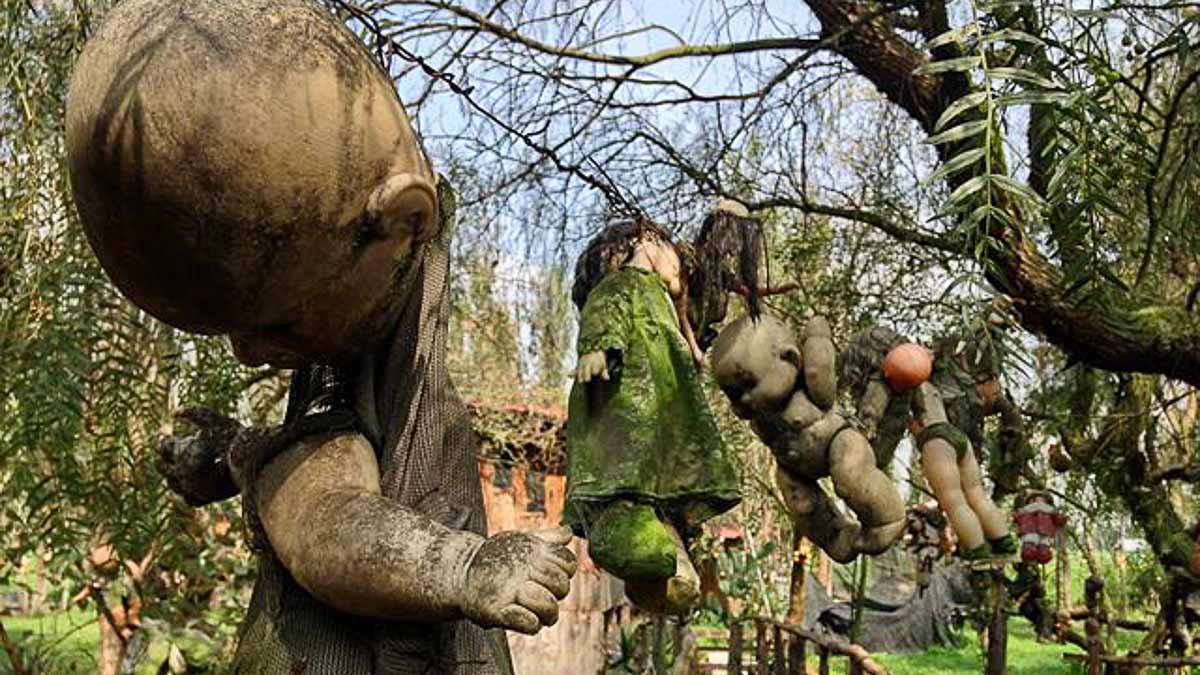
[576,351,610,383]
[460,528,578,634]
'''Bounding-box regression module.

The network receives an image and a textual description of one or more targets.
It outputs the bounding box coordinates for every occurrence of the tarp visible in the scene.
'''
[799,560,971,654]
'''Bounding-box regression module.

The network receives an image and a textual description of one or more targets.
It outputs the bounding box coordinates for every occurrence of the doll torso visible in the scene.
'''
[564,267,739,532]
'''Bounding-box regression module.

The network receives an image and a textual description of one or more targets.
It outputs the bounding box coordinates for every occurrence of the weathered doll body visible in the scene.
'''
[566,219,740,613]
[711,314,907,562]
[67,1,575,671]
[841,325,1015,559]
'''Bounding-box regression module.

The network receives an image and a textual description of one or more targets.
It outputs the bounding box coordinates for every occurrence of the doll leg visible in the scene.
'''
[913,383,986,552]
[624,522,700,615]
[828,429,906,555]
[588,500,676,582]
[958,447,1010,542]
[921,438,985,551]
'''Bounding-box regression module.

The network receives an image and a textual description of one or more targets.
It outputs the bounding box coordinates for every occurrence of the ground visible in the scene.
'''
[0,611,1156,674]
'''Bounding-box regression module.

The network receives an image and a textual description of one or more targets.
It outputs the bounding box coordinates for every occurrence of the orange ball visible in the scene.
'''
[883,343,933,392]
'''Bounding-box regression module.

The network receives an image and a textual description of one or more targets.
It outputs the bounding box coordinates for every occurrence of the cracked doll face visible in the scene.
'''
[712,315,801,419]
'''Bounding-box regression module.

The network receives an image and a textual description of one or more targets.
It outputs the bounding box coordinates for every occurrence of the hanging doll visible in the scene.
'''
[565,204,758,614]
[1012,491,1066,564]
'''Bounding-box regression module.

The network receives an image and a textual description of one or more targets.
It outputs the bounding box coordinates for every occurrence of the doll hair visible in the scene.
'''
[571,217,679,310]
[687,204,764,348]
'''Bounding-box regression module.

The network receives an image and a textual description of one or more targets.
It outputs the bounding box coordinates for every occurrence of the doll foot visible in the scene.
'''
[989,534,1018,555]
[855,519,907,555]
[588,501,676,581]
[624,525,700,615]
[960,543,993,561]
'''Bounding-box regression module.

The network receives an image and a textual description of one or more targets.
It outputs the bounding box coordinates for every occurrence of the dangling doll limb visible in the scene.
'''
[776,468,860,563]
[673,292,705,367]
[828,429,906,554]
[913,382,998,551]
[956,441,1009,541]
[920,438,985,551]
[623,522,701,615]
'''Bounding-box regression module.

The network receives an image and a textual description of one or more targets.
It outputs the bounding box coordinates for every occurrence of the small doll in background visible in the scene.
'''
[565,203,760,614]
[1012,491,1066,564]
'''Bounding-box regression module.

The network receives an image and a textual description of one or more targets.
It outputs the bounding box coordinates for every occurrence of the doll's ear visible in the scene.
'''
[366,173,439,244]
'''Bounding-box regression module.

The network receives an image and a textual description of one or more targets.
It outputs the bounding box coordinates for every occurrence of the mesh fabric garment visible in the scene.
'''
[230,183,514,675]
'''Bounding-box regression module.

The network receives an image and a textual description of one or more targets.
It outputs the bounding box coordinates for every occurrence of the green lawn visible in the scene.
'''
[873,620,1081,675]
[0,611,99,674]
[806,619,1200,675]
[0,611,221,674]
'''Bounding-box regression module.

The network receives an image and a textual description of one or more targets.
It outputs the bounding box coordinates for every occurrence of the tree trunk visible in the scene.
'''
[96,592,141,675]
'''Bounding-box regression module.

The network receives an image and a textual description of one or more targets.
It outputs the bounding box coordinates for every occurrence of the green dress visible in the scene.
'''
[565,267,740,535]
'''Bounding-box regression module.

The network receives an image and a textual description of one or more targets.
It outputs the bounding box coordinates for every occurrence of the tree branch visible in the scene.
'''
[745,195,963,254]
[799,0,1200,388]
[391,1,821,67]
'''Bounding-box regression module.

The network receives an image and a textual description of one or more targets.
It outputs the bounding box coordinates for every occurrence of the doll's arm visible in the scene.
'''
[575,279,636,381]
[258,431,576,632]
[801,316,837,408]
[674,291,705,367]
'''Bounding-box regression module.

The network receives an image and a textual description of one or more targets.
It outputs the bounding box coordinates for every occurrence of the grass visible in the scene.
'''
[0,611,99,674]
[857,619,1194,675]
[873,620,1081,675]
[0,611,221,675]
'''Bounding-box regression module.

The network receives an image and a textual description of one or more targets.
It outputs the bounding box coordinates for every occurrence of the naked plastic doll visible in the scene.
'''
[711,313,907,562]
[566,218,740,614]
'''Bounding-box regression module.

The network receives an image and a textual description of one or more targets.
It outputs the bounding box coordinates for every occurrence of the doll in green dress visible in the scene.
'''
[566,204,760,614]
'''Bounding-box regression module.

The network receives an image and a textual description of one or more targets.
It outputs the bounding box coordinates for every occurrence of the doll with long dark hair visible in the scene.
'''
[565,203,760,614]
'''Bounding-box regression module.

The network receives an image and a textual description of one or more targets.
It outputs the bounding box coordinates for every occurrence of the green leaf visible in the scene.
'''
[925,119,989,145]
[991,174,1045,207]
[988,67,1061,90]
[926,24,978,50]
[935,91,990,131]
[963,203,1010,231]
[946,174,990,207]
[995,90,1071,107]
[914,55,984,76]
[980,29,1045,46]
[924,148,986,186]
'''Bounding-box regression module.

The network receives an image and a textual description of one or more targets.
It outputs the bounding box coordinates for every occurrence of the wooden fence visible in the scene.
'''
[696,617,888,675]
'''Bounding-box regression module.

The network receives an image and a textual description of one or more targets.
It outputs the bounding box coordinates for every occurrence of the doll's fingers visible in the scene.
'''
[517,582,560,627]
[531,526,574,547]
[531,563,572,599]
[499,604,542,634]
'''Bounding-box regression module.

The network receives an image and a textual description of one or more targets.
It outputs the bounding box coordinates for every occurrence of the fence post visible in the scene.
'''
[787,634,806,675]
[756,620,769,675]
[772,626,786,675]
[986,566,1008,675]
[1085,576,1103,675]
[729,621,743,675]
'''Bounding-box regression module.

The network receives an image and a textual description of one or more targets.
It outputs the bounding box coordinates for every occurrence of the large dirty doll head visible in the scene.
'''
[66,0,439,367]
